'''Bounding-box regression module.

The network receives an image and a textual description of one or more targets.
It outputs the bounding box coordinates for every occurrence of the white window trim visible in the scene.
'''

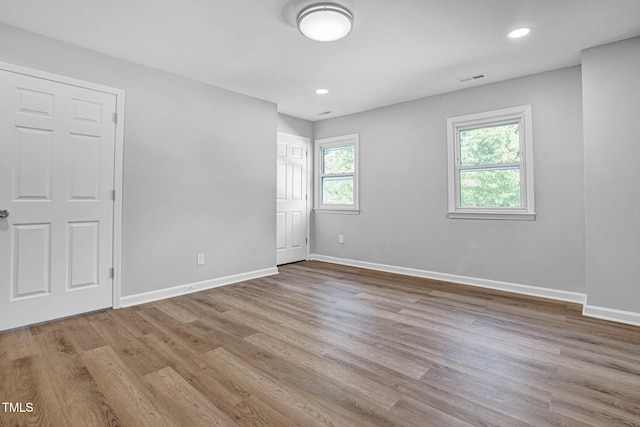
[446,105,535,220]
[314,133,360,214]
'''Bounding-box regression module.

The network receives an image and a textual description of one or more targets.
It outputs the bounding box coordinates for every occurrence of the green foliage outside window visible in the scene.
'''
[460,168,521,207]
[323,177,353,204]
[459,123,522,208]
[322,146,355,204]
[323,146,354,174]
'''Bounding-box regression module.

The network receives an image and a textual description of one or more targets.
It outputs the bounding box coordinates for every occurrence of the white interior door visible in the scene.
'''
[0,68,118,331]
[276,133,309,265]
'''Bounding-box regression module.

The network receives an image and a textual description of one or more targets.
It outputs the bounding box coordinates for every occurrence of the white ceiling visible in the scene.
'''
[1,0,639,121]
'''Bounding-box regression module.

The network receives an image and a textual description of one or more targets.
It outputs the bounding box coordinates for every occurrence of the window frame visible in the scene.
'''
[446,105,535,220]
[314,133,360,214]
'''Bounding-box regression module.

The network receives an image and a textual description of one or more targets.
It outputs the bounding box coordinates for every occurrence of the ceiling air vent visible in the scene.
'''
[457,73,486,83]
[317,111,333,116]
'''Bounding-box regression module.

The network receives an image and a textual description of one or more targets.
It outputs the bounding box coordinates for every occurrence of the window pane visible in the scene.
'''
[323,146,354,174]
[459,168,521,207]
[460,123,520,166]
[322,176,353,204]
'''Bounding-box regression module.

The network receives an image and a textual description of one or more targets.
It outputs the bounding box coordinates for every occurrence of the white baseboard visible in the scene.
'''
[119,267,279,308]
[583,305,640,327]
[310,254,586,305]
[117,257,640,329]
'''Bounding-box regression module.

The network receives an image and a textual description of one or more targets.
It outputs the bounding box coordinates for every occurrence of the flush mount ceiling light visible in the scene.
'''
[508,27,531,39]
[297,3,353,42]
[315,88,330,94]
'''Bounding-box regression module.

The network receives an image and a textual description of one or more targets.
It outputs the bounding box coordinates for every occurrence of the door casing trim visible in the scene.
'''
[0,61,126,310]
[277,131,312,263]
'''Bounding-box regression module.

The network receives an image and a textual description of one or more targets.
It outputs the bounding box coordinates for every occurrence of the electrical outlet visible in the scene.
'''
[197,253,205,266]
[338,234,344,244]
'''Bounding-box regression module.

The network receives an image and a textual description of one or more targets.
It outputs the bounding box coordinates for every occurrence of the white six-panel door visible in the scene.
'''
[0,68,118,331]
[276,133,309,265]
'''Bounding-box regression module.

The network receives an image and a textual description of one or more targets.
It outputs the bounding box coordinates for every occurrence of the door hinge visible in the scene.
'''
[306,237,308,244]
[109,268,114,278]
[112,112,118,123]
[305,194,308,200]
[111,190,116,201]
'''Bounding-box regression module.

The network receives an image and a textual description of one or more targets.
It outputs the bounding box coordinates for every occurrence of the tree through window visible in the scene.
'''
[447,106,535,220]
[315,134,359,213]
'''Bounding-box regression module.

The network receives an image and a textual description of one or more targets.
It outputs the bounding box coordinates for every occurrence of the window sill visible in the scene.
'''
[314,208,360,215]
[447,211,536,221]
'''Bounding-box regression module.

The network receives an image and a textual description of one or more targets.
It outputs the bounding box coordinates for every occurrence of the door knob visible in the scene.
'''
[0,209,9,219]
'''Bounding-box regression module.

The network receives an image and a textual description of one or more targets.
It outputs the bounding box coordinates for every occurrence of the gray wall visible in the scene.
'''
[582,37,640,312]
[0,23,277,297]
[313,66,586,293]
[5,21,636,318]
[278,113,314,139]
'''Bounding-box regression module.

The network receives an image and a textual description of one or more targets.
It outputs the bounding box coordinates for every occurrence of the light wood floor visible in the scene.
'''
[1,261,640,426]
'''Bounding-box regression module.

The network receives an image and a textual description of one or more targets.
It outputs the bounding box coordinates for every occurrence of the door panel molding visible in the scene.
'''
[276,132,311,265]
[0,61,125,321]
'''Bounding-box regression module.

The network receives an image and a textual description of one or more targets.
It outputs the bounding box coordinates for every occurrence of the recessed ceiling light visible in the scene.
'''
[315,88,330,95]
[297,3,353,42]
[508,27,531,39]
